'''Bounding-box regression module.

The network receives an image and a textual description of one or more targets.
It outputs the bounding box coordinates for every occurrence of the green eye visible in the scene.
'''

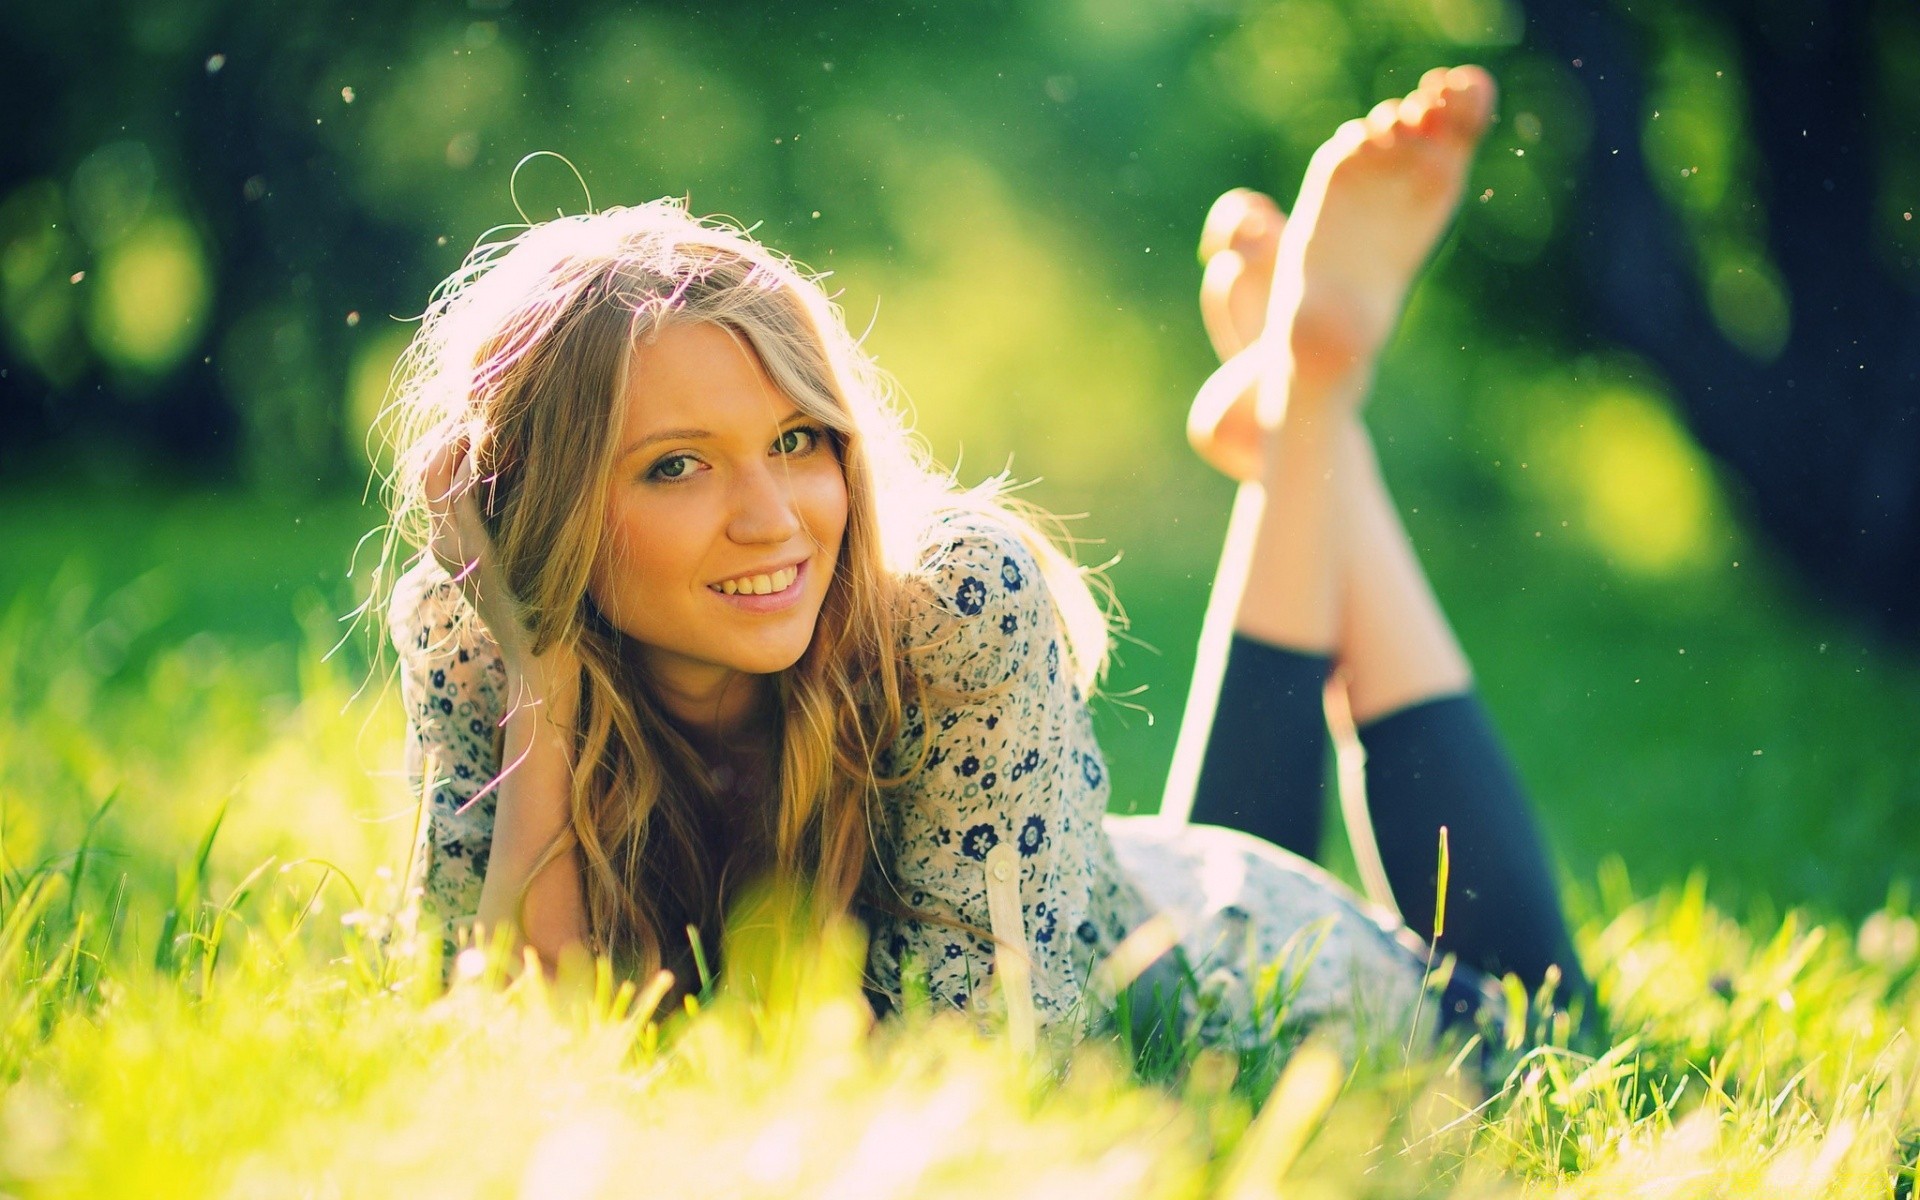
[776,426,823,455]
[649,454,695,481]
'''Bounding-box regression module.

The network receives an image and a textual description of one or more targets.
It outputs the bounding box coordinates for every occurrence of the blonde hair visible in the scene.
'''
[379,199,1107,987]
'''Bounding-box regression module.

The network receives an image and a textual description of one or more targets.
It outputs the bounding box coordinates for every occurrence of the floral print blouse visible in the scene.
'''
[392,511,1434,1047]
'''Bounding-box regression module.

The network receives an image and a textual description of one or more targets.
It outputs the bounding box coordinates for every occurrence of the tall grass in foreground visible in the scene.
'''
[2,587,1917,1197]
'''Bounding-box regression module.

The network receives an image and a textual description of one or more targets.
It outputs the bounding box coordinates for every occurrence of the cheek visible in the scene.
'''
[801,463,851,550]
[584,518,630,617]
[588,497,684,617]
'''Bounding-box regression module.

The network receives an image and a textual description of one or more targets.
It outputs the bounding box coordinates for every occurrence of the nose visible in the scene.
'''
[726,458,803,546]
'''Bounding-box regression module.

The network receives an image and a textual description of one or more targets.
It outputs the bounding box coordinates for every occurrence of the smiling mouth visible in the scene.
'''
[708,563,801,596]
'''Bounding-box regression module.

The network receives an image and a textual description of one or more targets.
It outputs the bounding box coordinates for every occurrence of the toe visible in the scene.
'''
[1200,189,1283,360]
[1200,250,1250,359]
[1439,65,1498,134]
[1365,98,1401,139]
[1198,189,1253,263]
[1401,92,1437,133]
[1200,188,1283,264]
[1307,117,1375,180]
[1231,192,1284,264]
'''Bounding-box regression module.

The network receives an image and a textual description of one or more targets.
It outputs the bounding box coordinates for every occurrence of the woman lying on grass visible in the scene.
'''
[382,64,1587,1054]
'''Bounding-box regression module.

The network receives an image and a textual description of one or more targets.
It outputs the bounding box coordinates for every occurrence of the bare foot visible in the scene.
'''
[1197,188,1283,361]
[1191,189,1284,480]
[1190,65,1497,480]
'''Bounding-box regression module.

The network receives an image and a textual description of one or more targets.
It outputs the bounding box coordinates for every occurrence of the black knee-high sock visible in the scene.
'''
[1186,636,1587,1004]
[1188,635,1331,859]
[1358,694,1587,999]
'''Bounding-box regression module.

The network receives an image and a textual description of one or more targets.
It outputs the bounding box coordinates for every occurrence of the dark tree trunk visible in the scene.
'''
[1518,0,1920,635]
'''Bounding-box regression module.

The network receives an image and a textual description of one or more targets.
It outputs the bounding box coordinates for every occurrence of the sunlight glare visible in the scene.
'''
[87,212,210,374]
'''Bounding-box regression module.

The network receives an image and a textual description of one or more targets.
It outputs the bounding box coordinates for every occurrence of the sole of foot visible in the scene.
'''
[1197,187,1284,362]
[1189,65,1497,482]
[1191,189,1286,480]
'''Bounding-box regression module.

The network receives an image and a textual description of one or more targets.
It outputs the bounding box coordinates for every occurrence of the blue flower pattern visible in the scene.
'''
[395,512,1434,1048]
[1019,815,1047,856]
[954,576,987,616]
[959,823,1000,861]
[1000,556,1025,592]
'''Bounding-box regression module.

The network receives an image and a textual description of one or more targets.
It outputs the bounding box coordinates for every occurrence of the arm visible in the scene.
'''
[472,653,590,963]
[419,441,589,968]
[391,565,505,927]
[870,518,1108,1023]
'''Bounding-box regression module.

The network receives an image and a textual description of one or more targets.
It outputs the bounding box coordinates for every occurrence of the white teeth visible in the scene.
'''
[712,565,799,596]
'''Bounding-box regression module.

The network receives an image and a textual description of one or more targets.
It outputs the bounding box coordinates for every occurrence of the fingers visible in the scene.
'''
[425,434,487,582]
[425,433,472,508]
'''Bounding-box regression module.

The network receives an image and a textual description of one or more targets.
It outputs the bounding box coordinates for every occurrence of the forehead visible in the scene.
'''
[618,321,793,438]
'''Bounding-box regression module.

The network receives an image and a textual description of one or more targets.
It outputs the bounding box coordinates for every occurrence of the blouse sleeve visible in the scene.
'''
[389,558,507,928]
[868,514,1109,1025]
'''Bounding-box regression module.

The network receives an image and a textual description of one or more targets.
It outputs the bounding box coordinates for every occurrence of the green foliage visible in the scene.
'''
[7,0,1919,914]
[18,0,1911,491]
[4,4,1918,1189]
[3,522,1919,1198]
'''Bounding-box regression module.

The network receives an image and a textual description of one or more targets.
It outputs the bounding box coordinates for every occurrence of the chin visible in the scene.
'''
[731,639,816,676]
[732,606,832,676]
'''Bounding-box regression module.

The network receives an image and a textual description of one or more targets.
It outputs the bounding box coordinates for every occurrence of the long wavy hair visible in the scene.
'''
[379,199,1108,989]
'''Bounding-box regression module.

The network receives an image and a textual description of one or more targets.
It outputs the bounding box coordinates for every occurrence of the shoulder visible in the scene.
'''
[901,509,1057,694]
[388,554,493,667]
[914,509,1045,616]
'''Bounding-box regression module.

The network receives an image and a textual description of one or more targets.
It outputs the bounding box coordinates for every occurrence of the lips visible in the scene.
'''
[706,559,810,616]
[709,563,801,596]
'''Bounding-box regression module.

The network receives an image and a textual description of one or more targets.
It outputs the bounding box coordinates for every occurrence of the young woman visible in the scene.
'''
[385,64,1583,1051]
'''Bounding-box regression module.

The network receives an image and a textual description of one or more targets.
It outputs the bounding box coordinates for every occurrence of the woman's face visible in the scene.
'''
[589,320,849,720]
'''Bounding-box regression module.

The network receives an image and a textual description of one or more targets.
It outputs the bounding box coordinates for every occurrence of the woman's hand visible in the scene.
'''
[425,435,590,965]
[424,436,585,697]
[425,436,532,662]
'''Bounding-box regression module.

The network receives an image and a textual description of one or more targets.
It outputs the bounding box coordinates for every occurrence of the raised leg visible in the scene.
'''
[1338,418,1583,996]
[1168,68,1588,1000]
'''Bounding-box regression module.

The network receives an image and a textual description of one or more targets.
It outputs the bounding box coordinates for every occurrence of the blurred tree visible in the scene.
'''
[0,0,417,486]
[1516,0,1920,634]
[3,0,1917,639]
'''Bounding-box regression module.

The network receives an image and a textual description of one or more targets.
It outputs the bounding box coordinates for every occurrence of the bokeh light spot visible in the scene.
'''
[0,180,86,384]
[1566,389,1717,574]
[1213,1,1359,158]
[1424,0,1522,45]
[347,326,414,471]
[71,140,157,249]
[85,212,210,375]
[1466,152,1553,262]
[1706,251,1791,362]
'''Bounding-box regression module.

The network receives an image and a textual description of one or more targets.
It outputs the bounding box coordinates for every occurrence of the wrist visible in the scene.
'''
[503,645,583,728]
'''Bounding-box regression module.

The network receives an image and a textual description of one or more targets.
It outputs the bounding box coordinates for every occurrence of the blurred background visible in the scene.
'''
[3,0,1917,927]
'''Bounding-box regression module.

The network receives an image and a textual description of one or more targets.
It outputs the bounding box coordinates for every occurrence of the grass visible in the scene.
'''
[2,486,1917,1196]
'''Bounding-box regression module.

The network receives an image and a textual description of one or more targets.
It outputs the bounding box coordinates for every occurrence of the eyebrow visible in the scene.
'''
[618,410,811,460]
